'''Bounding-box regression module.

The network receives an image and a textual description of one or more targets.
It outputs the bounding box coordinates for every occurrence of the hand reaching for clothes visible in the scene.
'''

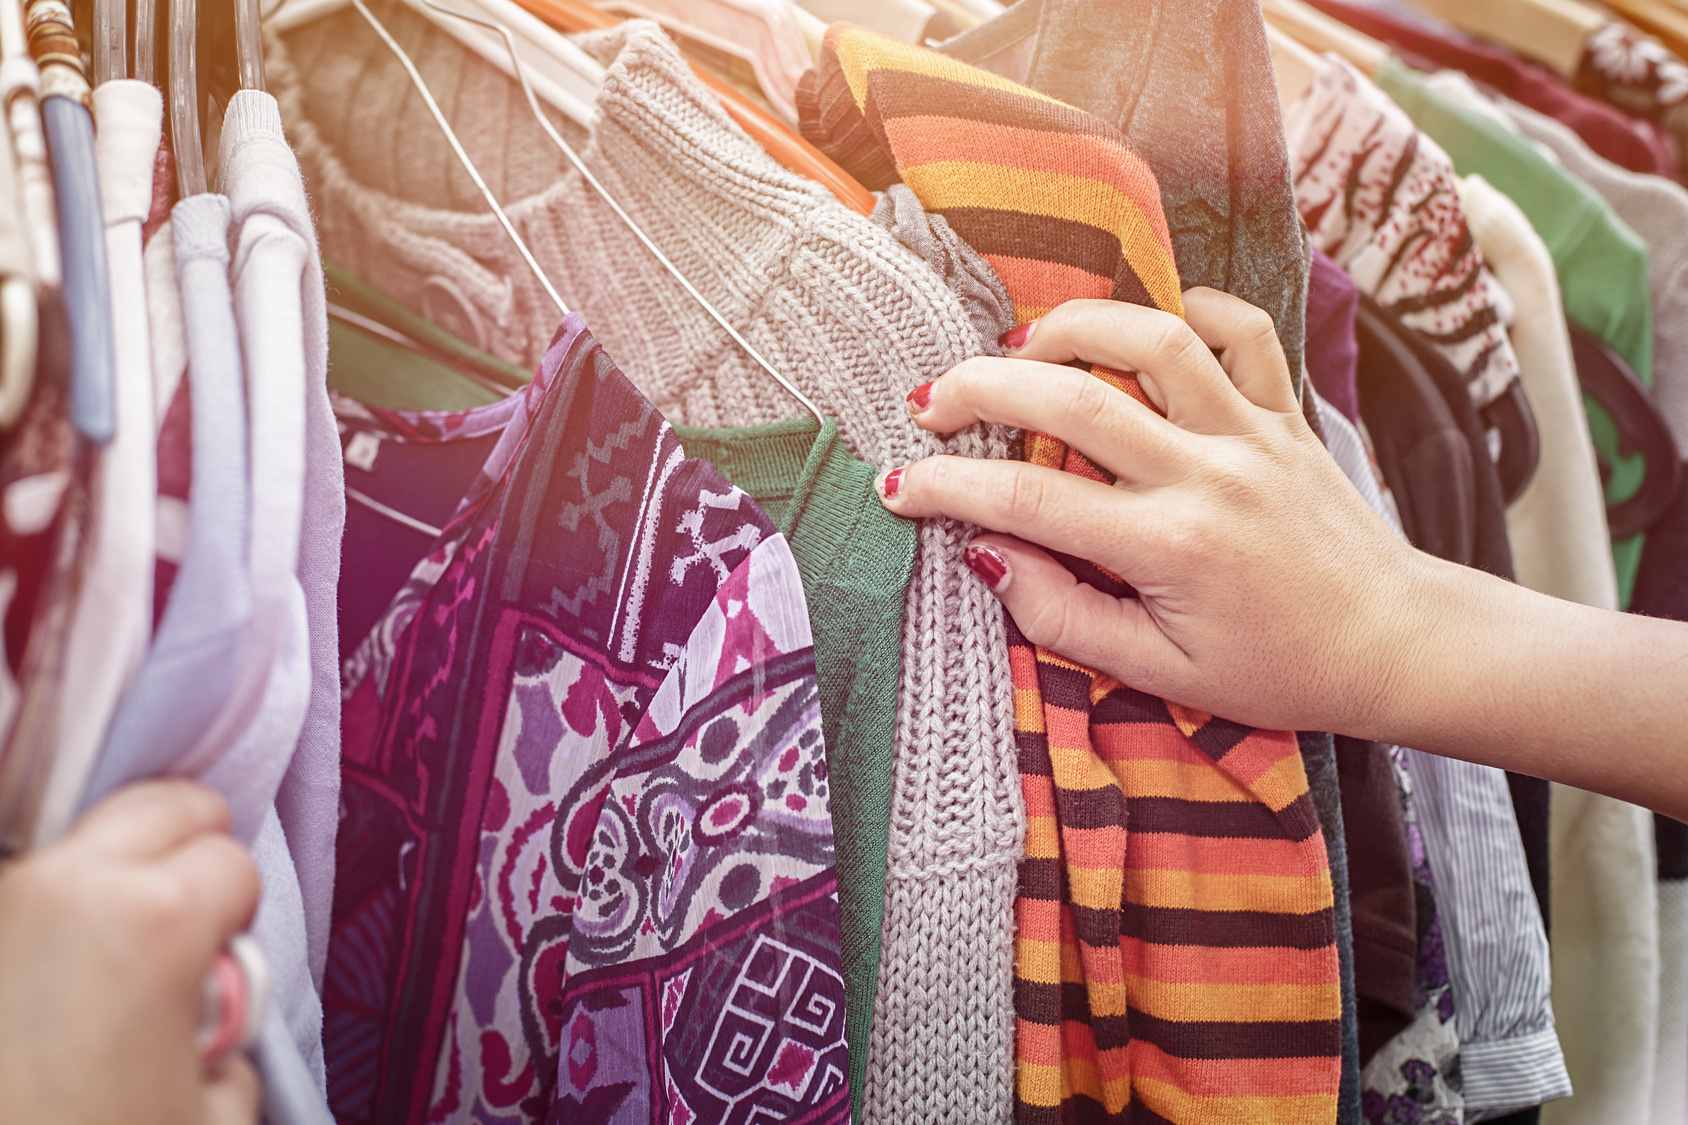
[875,289,1688,819]
[0,780,261,1125]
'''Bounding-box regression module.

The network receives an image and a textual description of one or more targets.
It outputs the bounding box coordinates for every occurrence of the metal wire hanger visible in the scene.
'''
[350,0,569,318]
[351,0,828,428]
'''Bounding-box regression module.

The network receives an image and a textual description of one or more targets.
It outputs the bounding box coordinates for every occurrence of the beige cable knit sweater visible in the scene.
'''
[271,9,1023,1121]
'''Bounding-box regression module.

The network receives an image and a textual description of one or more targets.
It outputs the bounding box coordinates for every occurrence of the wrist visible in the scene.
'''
[1340,547,1487,747]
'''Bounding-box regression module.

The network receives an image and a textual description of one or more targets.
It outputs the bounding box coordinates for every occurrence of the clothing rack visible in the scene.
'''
[0,0,1684,1122]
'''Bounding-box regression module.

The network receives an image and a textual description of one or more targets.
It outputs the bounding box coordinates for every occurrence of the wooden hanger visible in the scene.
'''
[1395,0,1603,76]
[1260,0,1388,76]
[511,0,871,212]
[1266,21,1320,106]
[1600,0,1688,62]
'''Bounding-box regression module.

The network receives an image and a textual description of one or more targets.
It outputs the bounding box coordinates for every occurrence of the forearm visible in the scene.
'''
[1363,554,1688,820]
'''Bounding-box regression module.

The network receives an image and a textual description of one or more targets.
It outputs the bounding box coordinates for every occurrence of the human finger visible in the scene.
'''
[70,780,233,862]
[1180,287,1300,414]
[962,535,1194,699]
[162,834,262,953]
[905,357,1194,486]
[201,1055,261,1125]
[997,299,1248,432]
[876,455,1159,572]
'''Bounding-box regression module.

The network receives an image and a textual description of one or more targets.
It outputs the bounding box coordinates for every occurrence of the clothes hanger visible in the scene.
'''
[134,0,157,81]
[510,0,873,212]
[1568,322,1682,539]
[1266,21,1320,107]
[1260,0,1389,76]
[1598,0,1688,61]
[404,0,828,427]
[349,0,571,318]
[92,0,124,80]
[270,0,604,128]
[1394,0,1604,77]
[595,0,811,121]
[168,0,207,194]
[1479,380,1542,505]
[28,0,117,443]
[0,0,39,426]
[1,0,59,287]
[235,0,265,87]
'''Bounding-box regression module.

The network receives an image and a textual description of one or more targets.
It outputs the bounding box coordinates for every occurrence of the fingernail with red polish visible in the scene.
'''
[965,542,1010,591]
[906,381,935,415]
[998,321,1035,351]
[877,467,904,500]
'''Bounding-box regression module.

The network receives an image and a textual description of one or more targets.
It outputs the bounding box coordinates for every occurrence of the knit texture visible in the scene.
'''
[799,27,1341,1124]
[674,416,918,1125]
[270,11,1025,1122]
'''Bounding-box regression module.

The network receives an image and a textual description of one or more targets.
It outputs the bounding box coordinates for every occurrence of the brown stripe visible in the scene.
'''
[941,207,1124,287]
[1129,1009,1342,1060]
[1116,902,1338,950]
[1019,730,1056,776]
[1091,685,1176,726]
[1187,714,1256,760]
[1036,658,1096,712]
[1128,796,1315,842]
[1019,855,1066,902]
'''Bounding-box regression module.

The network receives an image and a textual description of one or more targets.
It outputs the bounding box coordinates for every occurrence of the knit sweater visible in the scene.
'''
[270,11,1024,1122]
[799,27,1342,1125]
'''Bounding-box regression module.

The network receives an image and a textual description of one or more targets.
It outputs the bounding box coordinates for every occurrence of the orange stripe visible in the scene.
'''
[981,253,1114,314]
[1127,833,1325,878]
[1024,813,1061,858]
[1120,941,1344,987]
[880,115,1175,259]
[1123,868,1335,914]
[1132,1047,1342,1103]
[1126,974,1342,1024]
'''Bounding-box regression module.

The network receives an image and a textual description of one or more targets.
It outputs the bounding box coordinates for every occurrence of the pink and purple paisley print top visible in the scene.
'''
[323,317,850,1125]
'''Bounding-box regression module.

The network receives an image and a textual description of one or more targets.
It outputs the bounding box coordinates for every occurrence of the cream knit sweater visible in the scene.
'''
[270,9,1023,1121]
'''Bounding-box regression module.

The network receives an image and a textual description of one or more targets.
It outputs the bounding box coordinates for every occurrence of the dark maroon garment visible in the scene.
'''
[1306,246,1360,425]
[1306,0,1681,179]
[1334,736,1417,1067]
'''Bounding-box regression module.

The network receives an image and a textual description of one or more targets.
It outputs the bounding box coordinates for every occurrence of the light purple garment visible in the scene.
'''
[217,91,345,993]
[80,193,252,808]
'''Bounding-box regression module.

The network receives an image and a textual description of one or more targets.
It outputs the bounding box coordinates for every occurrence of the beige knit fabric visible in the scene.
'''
[270,9,1023,1121]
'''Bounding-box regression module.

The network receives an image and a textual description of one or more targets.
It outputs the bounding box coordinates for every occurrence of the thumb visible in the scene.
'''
[965,535,1192,698]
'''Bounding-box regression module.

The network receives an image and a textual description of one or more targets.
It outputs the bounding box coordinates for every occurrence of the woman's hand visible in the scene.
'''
[876,288,1435,737]
[875,289,1688,820]
[0,780,262,1125]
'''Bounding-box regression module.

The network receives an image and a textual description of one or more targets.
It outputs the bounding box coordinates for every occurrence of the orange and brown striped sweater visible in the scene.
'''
[797,27,1343,1125]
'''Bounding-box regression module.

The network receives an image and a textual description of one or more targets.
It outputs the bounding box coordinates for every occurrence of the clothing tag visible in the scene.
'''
[344,430,382,473]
